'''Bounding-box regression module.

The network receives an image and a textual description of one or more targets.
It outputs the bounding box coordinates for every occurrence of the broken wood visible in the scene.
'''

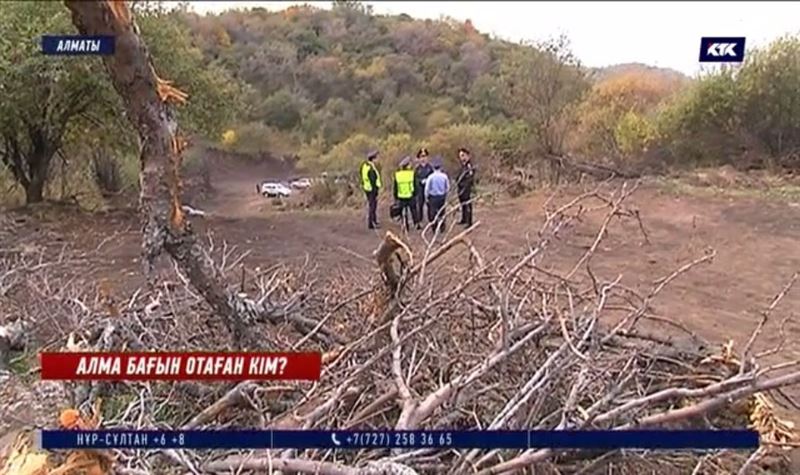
[374,231,412,293]
[0,320,24,371]
[545,152,642,180]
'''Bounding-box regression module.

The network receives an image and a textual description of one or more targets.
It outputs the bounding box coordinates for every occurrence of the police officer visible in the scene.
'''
[413,148,434,230]
[456,147,475,227]
[393,156,416,232]
[360,150,382,229]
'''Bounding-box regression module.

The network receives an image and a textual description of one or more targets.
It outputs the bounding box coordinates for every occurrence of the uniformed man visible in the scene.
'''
[456,147,476,227]
[413,148,433,230]
[393,156,416,232]
[360,150,382,229]
[424,156,450,234]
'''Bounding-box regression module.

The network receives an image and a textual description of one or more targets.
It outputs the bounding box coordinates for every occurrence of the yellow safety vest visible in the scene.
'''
[394,169,415,199]
[361,161,381,192]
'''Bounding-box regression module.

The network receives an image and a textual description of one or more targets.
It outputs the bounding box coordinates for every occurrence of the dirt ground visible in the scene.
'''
[9,154,800,362]
[4,154,800,458]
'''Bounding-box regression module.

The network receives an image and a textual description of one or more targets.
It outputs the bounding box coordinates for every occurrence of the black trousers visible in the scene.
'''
[365,191,378,228]
[397,198,414,230]
[413,192,426,224]
[427,195,446,232]
[458,192,473,226]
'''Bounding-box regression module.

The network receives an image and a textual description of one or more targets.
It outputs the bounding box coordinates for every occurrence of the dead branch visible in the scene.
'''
[182,382,258,429]
[203,455,357,475]
[740,272,798,373]
[620,370,800,428]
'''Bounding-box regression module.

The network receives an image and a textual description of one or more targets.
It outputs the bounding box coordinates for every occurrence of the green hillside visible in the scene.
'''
[179,1,587,170]
[3,1,798,207]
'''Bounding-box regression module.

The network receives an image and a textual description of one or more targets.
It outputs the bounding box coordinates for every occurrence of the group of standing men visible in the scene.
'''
[359,147,475,232]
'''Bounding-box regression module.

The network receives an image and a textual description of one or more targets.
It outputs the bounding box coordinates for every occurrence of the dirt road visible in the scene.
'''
[7,155,800,410]
[20,171,800,364]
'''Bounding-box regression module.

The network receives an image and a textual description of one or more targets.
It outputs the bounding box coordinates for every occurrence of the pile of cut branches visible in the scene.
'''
[2,182,799,475]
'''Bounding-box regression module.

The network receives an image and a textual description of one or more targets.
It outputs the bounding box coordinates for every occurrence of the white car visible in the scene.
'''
[290,178,312,189]
[259,182,292,198]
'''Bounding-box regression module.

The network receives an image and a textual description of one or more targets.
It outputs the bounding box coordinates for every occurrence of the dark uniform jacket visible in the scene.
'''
[414,163,434,196]
[456,161,475,198]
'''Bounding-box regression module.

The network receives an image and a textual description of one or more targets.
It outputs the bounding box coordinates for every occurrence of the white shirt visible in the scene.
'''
[425,170,450,197]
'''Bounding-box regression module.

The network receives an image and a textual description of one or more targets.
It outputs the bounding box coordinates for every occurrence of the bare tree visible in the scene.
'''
[500,35,589,156]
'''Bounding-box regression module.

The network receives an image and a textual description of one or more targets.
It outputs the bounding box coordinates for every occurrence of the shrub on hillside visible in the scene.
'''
[307,179,338,206]
[736,36,800,159]
[321,133,380,172]
[259,89,313,131]
[489,120,531,167]
[425,109,455,131]
[219,122,298,157]
[614,111,657,158]
[381,112,412,135]
[425,123,495,172]
[297,136,327,172]
[379,134,417,164]
[656,35,800,169]
[657,70,744,167]
[304,176,360,209]
[573,70,685,162]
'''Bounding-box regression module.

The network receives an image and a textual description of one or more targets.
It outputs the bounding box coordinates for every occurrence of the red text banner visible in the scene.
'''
[40,352,322,381]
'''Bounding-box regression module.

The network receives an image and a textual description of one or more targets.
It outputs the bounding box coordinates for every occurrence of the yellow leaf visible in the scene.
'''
[0,433,51,475]
[221,129,237,145]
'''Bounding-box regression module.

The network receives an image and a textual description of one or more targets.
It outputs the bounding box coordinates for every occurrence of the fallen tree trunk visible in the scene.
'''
[64,0,336,348]
[545,153,641,180]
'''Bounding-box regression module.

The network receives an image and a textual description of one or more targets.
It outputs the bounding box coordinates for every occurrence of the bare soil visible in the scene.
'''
[9,154,800,363]
[4,154,800,462]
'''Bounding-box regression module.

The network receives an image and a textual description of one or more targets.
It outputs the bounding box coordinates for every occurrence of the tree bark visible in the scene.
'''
[64,0,334,348]
[23,175,46,204]
[23,148,51,204]
[1,133,54,204]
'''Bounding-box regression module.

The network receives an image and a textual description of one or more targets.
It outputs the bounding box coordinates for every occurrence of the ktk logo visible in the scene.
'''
[699,37,746,63]
[707,43,738,57]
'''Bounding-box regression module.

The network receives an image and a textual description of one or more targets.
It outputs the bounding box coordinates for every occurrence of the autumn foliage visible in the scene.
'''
[2,2,800,209]
[179,2,800,181]
[573,70,685,161]
[0,403,111,475]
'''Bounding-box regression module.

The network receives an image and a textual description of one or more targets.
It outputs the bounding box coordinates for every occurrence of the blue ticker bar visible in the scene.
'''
[39,429,758,451]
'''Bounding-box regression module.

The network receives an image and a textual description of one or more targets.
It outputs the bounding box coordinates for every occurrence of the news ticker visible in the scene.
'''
[39,430,759,451]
